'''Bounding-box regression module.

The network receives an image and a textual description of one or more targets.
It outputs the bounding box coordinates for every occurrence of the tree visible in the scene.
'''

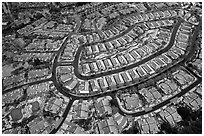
[112,106,119,114]
[179,126,194,134]
[160,121,178,134]
[121,123,139,134]
[179,109,202,134]
[109,99,117,107]
[177,106,191,120]
[132,122,139,134]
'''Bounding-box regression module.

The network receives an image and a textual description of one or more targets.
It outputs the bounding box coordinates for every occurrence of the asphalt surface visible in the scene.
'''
[116,77,202,117]
[3,12,201,134]
[50,99,74,134]
[73,19,182,80]
[3,78,51,95]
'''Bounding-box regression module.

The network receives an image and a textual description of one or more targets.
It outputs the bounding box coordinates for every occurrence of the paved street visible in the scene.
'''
[2,2,202,134]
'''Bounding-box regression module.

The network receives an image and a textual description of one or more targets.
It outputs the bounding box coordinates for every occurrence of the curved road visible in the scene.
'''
[116,77,201,117]
[3,12,201,134]
[49,15,201,133]
[113,17,202,116]
[73,19,182,80]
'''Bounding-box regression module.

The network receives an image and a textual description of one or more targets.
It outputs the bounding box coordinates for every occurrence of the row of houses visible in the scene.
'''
[26,38,62,51]
[80,24,174,76]
[172,69,196,89]
[60,31,191,96]
[75,23,128,45]
[68,50,180,95]
[150,2,180,10]
[3,72,26,90]
[13,52,54,62]
[182,91,202,111]
[17,17,48,36]
[2,88,24,106]
[57,96,130,134]
[82,18,173,58]
[42,20,75,32]
[56,90,200,134]
[27,87,69,134]
[28,68,51,82]
[33,28,67,39]
[119,93,143,111]
[122,105,182,134]
[26,81,51,97]
[122,9,177,27]
[60,43,79,62]
[178,9,199,26]
[116,67,196,113]
[81,39,165,76]
[172,21,193,54]
[137,116,160,134]
[84,20,171,58]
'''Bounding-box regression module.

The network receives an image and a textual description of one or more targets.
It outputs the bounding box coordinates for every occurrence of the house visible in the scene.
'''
[121,71,132,84]
[154,57,167,67]
[127,30,138,39]
[86,34,94,43]
[95,96,112,116]
[158,79,178,95]
[104,59,113,69]
[141,63,155,75]
[90,62,99,73]
[92,44,100,54]
[159,106,182,125]
[97,117,119,134]
[173,69,195,88]
[167,50,179,60]
[183,92,202,111]
[97,43,107,52]
[105,75,117,90]
[136,66,147,77]
[92,33,100,42]
[79,81,89,94]
[165,79,178,92]
[118,55,128,65]
[73,102,89,119]
[113,74,124,87]
[147,60,160,71]
[89,79,101,92]
[127,68,140,82]
[114,113,128,131]
[176,42,188,51]
[123,34,133,43]
[82,63,91,74]
[60,73,73,83]
[85,46,93,55]
[139,88,155,104]
[177,32,189,43]
[137,117,159,134]
[110,27,120,35]
[142,45,152,54]
[104,42,114,50]
[65,78,78,90]
[57,66,72,75]
[104,29,114,38]
[129,50,141,60]
[159,54,172,64]
[96,60,106,71]
[110,57,121,68]
[123,93,141,110]
[98,77,108,91]
[146,12,154,20]
[111,39,121,48]
[137,48,147,57]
